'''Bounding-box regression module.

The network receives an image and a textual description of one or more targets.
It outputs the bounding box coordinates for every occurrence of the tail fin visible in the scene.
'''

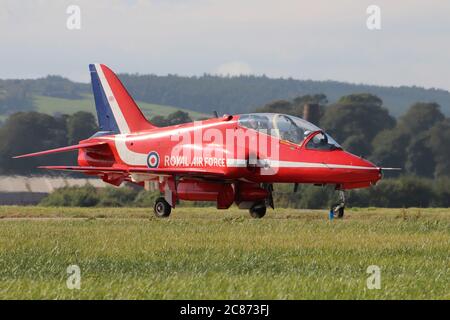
[89,63,155,134]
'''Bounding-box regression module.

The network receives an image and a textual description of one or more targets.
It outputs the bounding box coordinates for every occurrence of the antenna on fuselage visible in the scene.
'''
[213,110,219,118]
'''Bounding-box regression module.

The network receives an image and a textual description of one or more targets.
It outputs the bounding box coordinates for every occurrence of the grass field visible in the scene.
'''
[34,95,208,120]
[0,206,448,299]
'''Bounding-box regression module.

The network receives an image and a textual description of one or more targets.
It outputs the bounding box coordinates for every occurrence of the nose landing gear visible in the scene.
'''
[330,190,346,219]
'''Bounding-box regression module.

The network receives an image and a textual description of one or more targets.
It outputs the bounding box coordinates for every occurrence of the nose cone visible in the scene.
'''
[348,152,377,168]
[341,152,382,189]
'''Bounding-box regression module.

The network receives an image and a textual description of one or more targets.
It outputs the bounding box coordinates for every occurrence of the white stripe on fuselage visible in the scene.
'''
[114,135,147,165]
[226,159,377,170]
[113,137,377,170]
[95,64,130,134]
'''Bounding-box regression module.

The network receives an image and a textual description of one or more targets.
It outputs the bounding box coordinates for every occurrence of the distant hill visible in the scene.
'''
[1,74,449,118]
[118,74,450,117]
[33,95,208,120]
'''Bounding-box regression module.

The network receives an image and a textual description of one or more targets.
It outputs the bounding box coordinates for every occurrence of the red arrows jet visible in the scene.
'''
[15,64,387,218]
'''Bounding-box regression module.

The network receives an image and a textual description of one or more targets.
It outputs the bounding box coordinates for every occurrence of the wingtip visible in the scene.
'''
[12,154,27,159]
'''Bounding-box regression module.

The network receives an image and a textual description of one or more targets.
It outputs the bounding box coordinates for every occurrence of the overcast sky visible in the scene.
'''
[1,0,449,90]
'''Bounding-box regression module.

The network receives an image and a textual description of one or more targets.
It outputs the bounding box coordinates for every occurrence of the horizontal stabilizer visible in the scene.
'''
[38,166,125,173]
[13,142,107,159]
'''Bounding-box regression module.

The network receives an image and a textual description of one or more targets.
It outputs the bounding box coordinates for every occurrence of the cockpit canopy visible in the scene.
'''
[238,113,341,150]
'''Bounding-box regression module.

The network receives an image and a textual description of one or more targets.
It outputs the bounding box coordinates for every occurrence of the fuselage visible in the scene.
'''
[78,113,381,190]
[15,64,381,218]
[14,63,385,217]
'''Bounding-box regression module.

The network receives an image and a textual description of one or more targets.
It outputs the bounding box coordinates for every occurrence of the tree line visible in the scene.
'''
[1,74,450,118]
[39,175,450,209]
[117,73,450,117]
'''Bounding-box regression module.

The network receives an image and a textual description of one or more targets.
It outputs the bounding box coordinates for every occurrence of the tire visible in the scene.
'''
[331,202,345,219]
[249,203,266,218]
[336,206,344,218]
[154,197,171,218]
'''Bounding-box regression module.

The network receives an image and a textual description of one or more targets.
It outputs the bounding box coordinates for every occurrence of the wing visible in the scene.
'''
[13,142,107,159]
[39,166,226,178]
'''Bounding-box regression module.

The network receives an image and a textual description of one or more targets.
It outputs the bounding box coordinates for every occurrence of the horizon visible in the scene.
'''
[1,71,449,94]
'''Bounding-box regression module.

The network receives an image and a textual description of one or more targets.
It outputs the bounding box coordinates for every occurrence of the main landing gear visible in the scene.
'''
[330,190,346,219]
[249,202,267,218]
[154,197,171,218]
[248,184,273,218]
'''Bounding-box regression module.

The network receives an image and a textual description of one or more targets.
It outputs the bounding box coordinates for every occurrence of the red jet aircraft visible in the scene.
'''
[15,64,390,218]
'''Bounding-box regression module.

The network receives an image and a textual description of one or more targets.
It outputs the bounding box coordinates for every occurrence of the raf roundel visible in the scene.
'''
[147,151,160,168]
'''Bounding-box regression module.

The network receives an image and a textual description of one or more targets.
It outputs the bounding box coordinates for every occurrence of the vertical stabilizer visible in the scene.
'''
[89,63,155,133]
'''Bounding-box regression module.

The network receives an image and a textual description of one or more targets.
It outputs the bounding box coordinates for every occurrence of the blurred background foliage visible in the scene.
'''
[39,175,450,209]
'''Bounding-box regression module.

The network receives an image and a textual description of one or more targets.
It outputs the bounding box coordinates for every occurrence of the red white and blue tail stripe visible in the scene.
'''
[89,63,155,134]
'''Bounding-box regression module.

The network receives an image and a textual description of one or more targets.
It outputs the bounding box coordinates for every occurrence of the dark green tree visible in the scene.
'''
[255,100,292,114]
[166,110,192,126]
[320,94,396,155]
[398,102,444,134]
[371,102,445,177]
[431,177,450,207]
[370,128,410,169]
[149,115,168,127]
[341,135,371,157]
[0,112,69,174]
[405,133,435,177]
[365,176,433,207]
[150,110,192,127]
[428,118,450,178]
[66,111,98,145]
[293,94,328,106]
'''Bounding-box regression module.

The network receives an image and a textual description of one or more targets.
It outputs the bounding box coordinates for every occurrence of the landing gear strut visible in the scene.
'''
[330,190,346,219]
[154,197,171,218]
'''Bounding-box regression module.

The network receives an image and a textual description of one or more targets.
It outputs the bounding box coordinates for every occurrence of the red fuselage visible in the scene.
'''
[78,115,381,190]
[14,64,384,216]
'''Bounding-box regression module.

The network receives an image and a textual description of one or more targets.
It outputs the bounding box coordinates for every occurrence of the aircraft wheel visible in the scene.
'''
[249,203,266,218]
[154,197,171,218]
[331,203,344,219]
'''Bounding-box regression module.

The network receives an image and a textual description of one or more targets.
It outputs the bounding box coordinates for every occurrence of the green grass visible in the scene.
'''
[0,206,449,299]
[34,95,209,120]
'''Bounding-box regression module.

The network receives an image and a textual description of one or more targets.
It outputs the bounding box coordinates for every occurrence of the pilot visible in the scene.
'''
[247,116,259,130]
